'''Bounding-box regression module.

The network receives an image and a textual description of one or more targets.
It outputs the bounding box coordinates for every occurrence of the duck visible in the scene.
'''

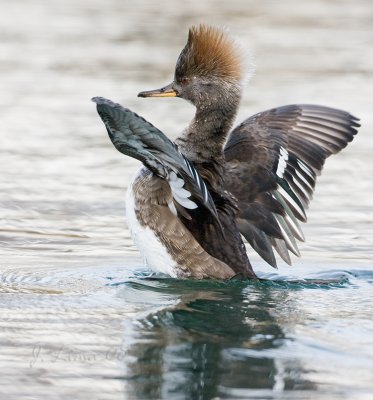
[92,24,360,280]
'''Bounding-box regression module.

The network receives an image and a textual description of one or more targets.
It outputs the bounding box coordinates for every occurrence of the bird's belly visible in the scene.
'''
[125,168,178,277]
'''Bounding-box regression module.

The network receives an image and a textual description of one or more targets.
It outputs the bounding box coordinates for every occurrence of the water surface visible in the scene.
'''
[1,0,372,399]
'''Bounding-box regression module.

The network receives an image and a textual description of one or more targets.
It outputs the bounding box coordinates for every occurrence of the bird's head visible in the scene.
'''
[138,24,253,110]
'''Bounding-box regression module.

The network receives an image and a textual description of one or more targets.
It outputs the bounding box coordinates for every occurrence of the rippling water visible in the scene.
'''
[1,0,373,399]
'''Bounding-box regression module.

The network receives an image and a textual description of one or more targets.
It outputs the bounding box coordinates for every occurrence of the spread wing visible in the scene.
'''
[92,96,220,223]
[224,104,360,268]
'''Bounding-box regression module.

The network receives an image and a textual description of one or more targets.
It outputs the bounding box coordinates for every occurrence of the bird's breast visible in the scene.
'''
[126,167,178,277]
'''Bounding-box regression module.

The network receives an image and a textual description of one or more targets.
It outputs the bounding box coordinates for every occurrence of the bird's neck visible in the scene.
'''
[176,89,241,164]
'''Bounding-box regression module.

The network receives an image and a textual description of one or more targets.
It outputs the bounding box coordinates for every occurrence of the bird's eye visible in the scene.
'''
[179,77,189,85]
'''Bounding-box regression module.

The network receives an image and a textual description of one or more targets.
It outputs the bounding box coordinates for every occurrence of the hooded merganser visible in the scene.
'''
[93,24,360,279]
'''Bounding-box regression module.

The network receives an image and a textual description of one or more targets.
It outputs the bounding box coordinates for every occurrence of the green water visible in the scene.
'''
[108,270,373,399]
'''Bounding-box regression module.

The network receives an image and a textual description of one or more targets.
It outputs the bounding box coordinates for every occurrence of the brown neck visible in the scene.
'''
[176,85,241,164]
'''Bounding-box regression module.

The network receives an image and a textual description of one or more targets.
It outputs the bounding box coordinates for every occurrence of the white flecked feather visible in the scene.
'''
[167,171,197,209]
[276,146,289,178]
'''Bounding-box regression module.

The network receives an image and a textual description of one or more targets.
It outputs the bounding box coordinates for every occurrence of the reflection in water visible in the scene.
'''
[120,280,315,399]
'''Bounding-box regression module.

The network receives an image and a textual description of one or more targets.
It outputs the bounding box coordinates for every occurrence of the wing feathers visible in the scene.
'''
[271,238,292,265]
[237,219,278,268]
[272,191,305,242]
[224,103,359,268]
[274,214,300,257]
[92,96,220,224]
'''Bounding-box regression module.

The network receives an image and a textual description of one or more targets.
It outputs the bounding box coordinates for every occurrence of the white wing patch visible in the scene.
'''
[276,147,289,178]
[168,171,197,210]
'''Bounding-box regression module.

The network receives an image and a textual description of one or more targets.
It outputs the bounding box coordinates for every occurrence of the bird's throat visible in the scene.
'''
[176,95,240,163]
